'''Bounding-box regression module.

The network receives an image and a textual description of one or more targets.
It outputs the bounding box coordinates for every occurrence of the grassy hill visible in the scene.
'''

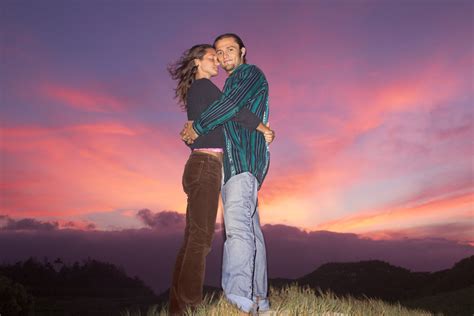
[122,284,433,316]
[146,256,474,315]
[265,256,474,316]
[402,285,474,316]
[124,284,474,316]
[286,255,474,302]
[2,256,473,315]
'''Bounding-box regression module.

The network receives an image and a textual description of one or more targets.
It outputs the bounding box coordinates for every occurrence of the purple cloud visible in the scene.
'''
[0,219,472,295]
[0,215,58,231]
[136,209,185,230]
[63,221,97,230]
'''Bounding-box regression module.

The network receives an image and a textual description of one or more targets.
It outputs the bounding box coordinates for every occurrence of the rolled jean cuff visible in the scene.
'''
[226,293,255,313]
[255,297,270,311]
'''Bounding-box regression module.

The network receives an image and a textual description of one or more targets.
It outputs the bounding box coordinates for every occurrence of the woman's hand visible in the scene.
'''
[256,122,275,144]
[180,120,198,144]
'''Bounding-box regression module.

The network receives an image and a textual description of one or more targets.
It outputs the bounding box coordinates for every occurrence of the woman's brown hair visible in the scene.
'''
[168,44,213,110]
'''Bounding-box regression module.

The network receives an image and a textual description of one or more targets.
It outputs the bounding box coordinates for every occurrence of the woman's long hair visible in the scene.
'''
[168,44,213,111]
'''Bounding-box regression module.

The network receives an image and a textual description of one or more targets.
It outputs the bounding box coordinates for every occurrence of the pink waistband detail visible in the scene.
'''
[193,148,224,153]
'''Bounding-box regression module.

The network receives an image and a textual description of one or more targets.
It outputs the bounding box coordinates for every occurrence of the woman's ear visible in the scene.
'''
[194,58,200,68]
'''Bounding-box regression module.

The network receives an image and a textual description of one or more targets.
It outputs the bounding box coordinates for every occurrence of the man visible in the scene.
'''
[181,33,273,315]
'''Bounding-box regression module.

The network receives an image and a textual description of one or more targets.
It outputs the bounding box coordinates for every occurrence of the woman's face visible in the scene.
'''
[195,48,219,79]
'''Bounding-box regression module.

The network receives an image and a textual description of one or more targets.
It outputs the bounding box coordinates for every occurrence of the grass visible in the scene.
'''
[402,285,474,316]
[120,284,433,316]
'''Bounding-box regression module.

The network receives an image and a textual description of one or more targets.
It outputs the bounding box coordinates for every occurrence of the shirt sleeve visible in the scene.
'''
[199,78,260,130]
[232,107,261,131]
[193,65,264,135]
[185,83,200,120]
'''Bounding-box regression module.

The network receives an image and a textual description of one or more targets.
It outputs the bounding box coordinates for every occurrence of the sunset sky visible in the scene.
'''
[1,0,473,293]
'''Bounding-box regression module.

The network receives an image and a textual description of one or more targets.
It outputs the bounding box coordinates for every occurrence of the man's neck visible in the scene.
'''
[226,62,243,76]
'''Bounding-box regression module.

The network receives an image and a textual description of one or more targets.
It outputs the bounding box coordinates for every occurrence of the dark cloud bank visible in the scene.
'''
[1,211,472,294]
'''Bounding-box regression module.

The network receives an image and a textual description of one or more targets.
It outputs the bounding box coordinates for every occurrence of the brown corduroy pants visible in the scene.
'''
[169,151,222,315]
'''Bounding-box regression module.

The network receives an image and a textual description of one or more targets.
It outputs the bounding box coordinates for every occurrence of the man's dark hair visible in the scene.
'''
[213,33,247,64]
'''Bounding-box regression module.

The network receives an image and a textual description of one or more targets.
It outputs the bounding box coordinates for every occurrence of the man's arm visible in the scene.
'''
[193,65,264,136]
[182,120,275,145]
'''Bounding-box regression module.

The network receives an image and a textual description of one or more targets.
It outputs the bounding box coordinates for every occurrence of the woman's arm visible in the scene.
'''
[233,108,275,144]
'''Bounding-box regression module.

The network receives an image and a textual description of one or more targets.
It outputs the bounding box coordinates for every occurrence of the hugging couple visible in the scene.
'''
[168,33,275,316]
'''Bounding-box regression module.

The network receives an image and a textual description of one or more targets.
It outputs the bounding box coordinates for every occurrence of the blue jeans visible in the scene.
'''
[221,172,270,313]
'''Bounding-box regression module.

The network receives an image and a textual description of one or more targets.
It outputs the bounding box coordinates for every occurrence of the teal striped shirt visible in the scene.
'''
[193,63,270,188]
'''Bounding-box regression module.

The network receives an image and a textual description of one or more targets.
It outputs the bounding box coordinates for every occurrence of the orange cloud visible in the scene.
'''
[361,220,474,245]
[315,191,473,234]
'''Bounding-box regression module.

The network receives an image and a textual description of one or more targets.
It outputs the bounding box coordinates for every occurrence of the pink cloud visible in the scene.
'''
[1,122,189,217]
[41,83,126,112]
[255,49,471,230]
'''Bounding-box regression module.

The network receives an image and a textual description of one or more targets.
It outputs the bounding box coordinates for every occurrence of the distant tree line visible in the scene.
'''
[0,257,157,316]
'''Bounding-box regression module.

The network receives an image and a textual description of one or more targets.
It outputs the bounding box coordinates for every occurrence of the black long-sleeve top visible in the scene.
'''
[186,78,260,150]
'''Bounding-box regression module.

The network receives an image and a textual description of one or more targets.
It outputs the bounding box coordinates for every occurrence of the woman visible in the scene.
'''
[167,44,274,315]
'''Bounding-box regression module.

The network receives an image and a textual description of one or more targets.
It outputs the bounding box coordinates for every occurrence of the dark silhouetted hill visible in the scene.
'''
[297,259,430,300]
[419,255,474,295]
[0,257,158,316]
[289,255,474,301]
[268,255,474,315]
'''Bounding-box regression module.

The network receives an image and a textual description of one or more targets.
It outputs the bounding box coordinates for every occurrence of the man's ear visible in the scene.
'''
[241,47,246,58]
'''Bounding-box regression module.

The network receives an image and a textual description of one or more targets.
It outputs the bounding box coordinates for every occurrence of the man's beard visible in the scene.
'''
[222,62,240,73]
[223,64,235,71]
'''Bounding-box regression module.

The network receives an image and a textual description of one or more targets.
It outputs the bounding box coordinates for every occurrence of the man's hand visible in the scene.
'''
[180,120,199,144]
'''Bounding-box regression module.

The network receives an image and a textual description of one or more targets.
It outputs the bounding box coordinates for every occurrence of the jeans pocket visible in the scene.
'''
[182,159,205,193]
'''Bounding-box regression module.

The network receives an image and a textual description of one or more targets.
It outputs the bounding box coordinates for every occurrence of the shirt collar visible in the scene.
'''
[229,63,247,77]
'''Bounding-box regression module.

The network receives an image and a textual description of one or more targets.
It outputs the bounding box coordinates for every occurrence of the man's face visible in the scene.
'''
[215,37,245,74]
